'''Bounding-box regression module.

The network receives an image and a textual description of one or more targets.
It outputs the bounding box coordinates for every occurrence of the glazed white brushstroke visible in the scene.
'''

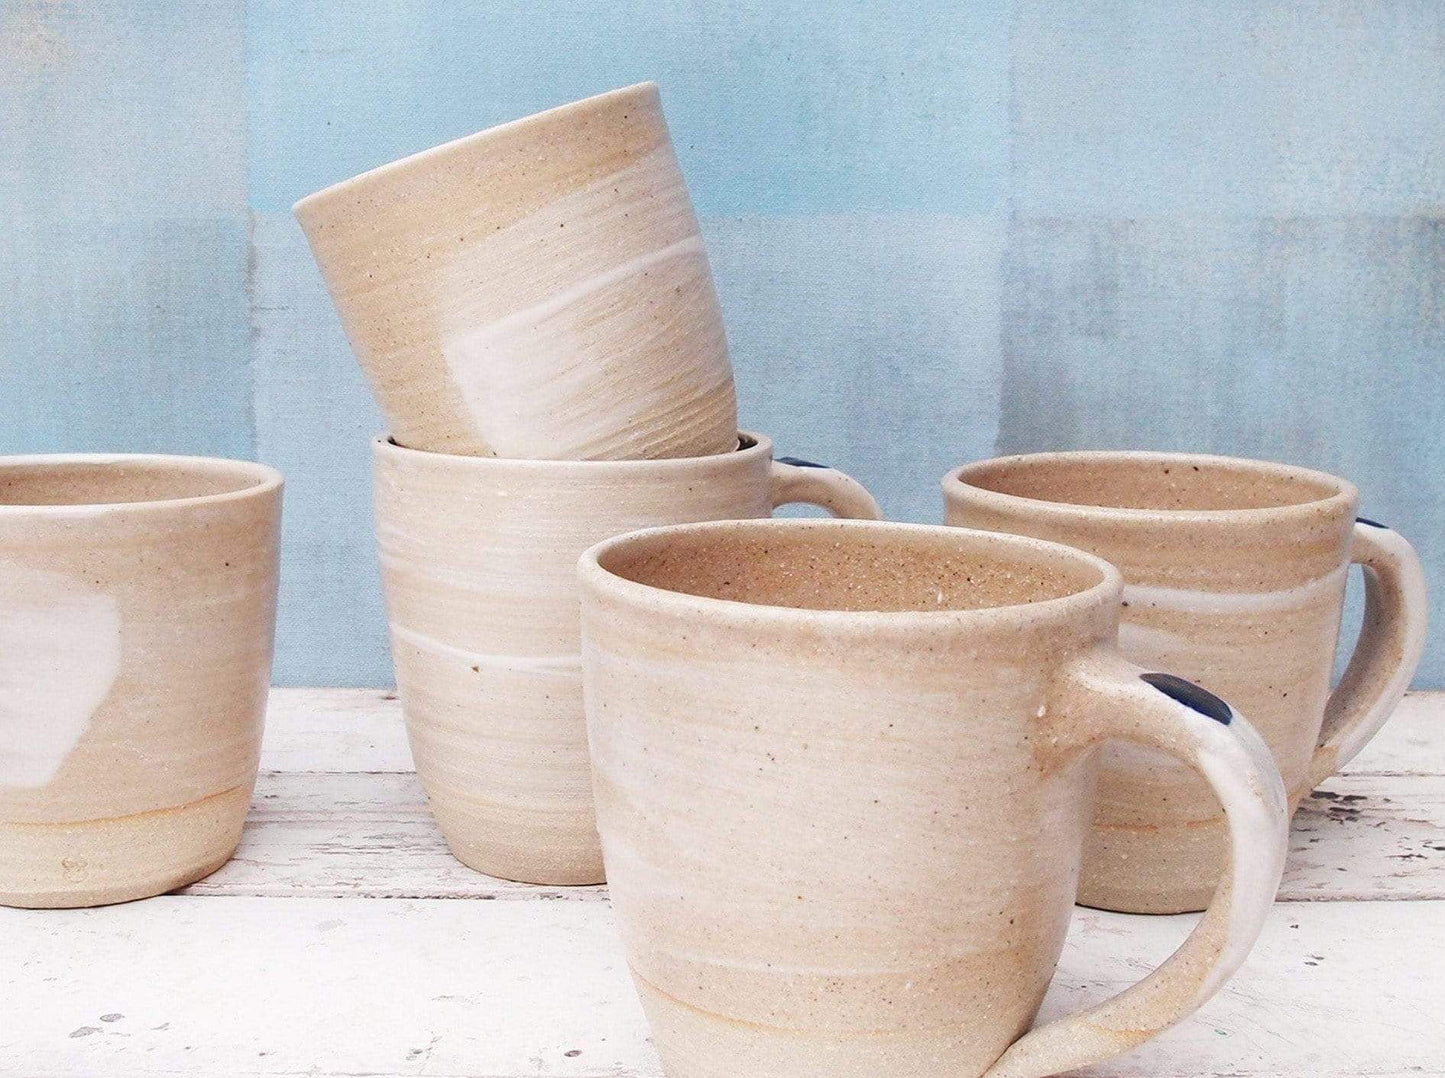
[1121,564,1348,616]
[374,550,556,592]
[388,622,581,672]
[450,233,705,352]
[440,195,727,459]
[1115,621,1195,665]
[0,565,122,788]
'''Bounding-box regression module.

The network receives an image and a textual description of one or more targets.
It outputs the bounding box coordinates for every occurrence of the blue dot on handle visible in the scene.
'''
[776,457,828,469]
[1356,516,1388,529]
[1140,673,1233,725]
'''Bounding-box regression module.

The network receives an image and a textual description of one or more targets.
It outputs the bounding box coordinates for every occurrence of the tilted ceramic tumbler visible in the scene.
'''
[0,454,281,907]
[944,451,1427,913]
[374,433,879,885]
[579,518,1288,1078]
[296,82,738,461]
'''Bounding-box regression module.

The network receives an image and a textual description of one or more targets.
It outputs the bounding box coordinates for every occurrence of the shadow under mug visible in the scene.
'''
[579,518,1288,1078]
[0,454,281,908]
[372,432,880,885]
[943,451,1427,913]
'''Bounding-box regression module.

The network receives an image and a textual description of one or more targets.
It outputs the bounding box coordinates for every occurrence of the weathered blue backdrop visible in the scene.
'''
[3,1,1441,686]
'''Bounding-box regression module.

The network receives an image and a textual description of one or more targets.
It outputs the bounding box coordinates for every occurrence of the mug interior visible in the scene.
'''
[957,453,1345,512]
[0,456,277,507]
[594,521,1108,614]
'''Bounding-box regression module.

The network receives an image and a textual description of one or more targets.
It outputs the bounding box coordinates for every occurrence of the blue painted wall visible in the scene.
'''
[3,1,1441,687]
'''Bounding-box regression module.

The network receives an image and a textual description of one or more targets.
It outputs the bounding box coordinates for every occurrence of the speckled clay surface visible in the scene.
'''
[295,82,738,461]
[579,518,1288,1078]
[373,434,878,886]
[0,455,281,908]
[944,452,1427,914]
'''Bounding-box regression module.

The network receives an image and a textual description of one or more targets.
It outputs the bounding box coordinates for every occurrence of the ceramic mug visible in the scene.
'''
[579,518,1288,1078]
[944,451,1427,913]
[297,82,738,462]
[0,454,281,908]
[373,433,879,885]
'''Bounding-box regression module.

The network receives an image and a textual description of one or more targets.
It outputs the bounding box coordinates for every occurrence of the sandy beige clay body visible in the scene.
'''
[296,82,738,461]
[579,518,1289,1078]
[0,455,281,908]
[373,433,879,885]
[944,452,1427,913]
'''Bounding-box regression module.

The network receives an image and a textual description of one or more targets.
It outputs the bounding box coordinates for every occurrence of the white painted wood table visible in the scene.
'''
[3,689,1443,1077]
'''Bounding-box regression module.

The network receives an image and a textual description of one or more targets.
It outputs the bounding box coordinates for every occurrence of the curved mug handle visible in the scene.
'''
[769,456,881,520]
[984,649,1289,1078]
[1309,518,1427,787]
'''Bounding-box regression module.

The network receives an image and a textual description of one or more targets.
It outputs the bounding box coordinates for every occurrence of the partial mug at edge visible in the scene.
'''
[0,454,281,908]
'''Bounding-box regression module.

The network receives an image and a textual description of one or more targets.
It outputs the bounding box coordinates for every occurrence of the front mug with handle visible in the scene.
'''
[579,518,1288,1078]
[373,432,879,886]
[944,452,1427,913]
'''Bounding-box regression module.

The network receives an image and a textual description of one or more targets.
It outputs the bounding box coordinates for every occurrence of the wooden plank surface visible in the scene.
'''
[2,898,1441,1078]
[259,688,410,773]
[0,688,1439,1078]
[229,689,1445,902]
[178,768,1445,902]
[255,688,1445,776]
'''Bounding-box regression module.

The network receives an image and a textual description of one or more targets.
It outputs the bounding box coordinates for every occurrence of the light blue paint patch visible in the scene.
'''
[1011,0,1445,216]
[250,212,390,687]
[1,1,247,217]
[704,212,1005,525]
[0,1,253,458]
[8,2,1443,691]
[245,0,1010,217]
[1,217,255,458]
[998,213,1445,684]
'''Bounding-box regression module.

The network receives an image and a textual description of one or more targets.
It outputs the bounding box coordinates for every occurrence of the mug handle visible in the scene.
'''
[1308,519,1428,788]
[769,457,882,519]
[982,648,1288,1078]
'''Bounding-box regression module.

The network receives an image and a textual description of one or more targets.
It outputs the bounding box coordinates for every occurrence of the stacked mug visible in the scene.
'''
[295,83,881,885]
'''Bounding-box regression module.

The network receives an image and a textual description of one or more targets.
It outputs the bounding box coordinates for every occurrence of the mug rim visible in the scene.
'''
[579,517,1123,632]
[374,429,770,471]
[0,453,283,515]
[293,81,659,216]
[943,449,1358,525]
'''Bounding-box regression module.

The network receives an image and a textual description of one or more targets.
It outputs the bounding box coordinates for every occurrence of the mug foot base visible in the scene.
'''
[1079,815,1224,915]
[0,784,251,908]
[442,835,605,886]
[1075,892,1211,916]
[632,968,1015,1078]
[0,852,235,909]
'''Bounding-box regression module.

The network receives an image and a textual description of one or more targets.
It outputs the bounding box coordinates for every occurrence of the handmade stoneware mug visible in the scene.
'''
[579,518,1288,1078]
[0,454,281,907]
[374,433,879,885]
[944,452,1427,914]
[296,82,738,461]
